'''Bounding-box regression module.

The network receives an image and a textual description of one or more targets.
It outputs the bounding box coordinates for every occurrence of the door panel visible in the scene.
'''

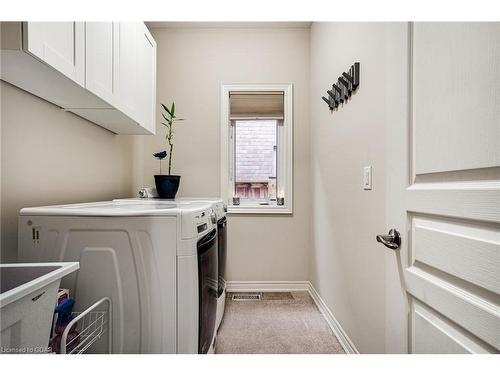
[23,22,84,85]
[412,300,495,354]
[116,22,138,120]
[407,184,500,223]
[413,23,500,174]
[85,22,118,107]
[136,24,156,134]
[385,22,500,354]
[412,216,500,293]
[406,266,499,349]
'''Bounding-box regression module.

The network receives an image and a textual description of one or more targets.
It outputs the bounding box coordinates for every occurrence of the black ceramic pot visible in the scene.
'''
[154,175,181,199]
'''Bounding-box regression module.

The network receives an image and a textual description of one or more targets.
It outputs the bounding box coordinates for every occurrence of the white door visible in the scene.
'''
[85,22,119,107]
[23,22,85,86]
[135,23,156,134]
[384,23,500,354]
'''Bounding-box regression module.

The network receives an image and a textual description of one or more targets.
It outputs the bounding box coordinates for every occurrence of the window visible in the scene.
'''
[234,119,278,200]
[221,84,293,213]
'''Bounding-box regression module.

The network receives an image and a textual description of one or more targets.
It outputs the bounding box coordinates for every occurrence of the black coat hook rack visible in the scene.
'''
[322,62,360,111]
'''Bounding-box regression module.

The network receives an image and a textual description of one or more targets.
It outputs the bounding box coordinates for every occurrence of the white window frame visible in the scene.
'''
[220,83,293,214]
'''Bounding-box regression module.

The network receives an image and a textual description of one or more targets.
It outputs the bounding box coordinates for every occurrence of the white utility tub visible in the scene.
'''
[0,262,79,354]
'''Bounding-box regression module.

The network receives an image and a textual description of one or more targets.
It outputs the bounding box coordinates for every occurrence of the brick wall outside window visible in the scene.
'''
[234,120,277,199]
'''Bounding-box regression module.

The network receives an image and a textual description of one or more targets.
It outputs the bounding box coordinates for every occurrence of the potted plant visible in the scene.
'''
[153,102,184,199]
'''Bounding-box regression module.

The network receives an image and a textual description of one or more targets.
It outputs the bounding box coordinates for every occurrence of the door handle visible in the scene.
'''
[376,229,401,250]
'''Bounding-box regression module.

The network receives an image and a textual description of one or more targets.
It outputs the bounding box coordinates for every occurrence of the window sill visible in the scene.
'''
[227,204,292,215]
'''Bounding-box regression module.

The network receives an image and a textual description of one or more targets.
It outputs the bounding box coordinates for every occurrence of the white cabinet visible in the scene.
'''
[85,22,119,107]
[1,21,157,135]
[82,22,156,131]
[116,22,139,120]
[70,22,157,135]
[23,22,85,86]
[1,22,108,110]
[135,24,157,134]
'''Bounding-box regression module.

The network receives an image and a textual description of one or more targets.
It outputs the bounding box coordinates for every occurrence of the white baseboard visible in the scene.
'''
[307,282,359,354]
[226,280,310,292]
[225,280,359,354]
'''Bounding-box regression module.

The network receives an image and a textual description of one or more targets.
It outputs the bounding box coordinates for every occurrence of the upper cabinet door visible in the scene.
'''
[85,22,119,107]
[23,22,85,86]
[136,24,157,134]
[116,22,139,120]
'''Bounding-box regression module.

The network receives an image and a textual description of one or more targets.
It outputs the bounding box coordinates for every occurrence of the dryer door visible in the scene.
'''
[197,229,218,354]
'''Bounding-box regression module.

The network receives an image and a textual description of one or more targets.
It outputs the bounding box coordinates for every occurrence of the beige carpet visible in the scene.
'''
[215,291,345,354]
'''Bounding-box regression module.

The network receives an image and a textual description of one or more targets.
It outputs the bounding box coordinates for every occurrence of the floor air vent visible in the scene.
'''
[232,293,261,301]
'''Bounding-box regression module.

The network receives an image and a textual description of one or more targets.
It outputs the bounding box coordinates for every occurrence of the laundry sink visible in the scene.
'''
[0,262,79,354]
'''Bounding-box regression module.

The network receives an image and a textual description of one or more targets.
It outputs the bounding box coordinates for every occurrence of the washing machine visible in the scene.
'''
[175,198,227,332]
[115,197,228,333]
[18,200,218,354]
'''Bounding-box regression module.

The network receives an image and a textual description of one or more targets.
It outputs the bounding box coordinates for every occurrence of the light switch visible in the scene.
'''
[363,166,372,190]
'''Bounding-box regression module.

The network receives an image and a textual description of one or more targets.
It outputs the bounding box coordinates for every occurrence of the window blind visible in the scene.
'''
[229,91,284,119]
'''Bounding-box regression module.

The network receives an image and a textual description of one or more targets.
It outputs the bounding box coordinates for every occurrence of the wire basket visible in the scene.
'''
[57,297,112,354]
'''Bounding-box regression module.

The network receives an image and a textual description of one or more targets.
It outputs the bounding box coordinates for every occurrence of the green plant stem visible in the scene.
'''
[167,122,173,175]
[168,143,173,175]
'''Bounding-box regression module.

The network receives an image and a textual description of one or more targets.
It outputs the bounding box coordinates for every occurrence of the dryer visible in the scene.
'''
[18,200,218,354]
[115,197,228,332]
[175,198,227,332]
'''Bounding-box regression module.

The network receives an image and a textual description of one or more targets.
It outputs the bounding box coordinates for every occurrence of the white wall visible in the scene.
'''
[135,26,311,281]
[0,81,135,262]
[309,23,395,353]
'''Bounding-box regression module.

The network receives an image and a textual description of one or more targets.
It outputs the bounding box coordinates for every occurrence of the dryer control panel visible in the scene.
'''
[212,202,227,221]
[181,206,216,239]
